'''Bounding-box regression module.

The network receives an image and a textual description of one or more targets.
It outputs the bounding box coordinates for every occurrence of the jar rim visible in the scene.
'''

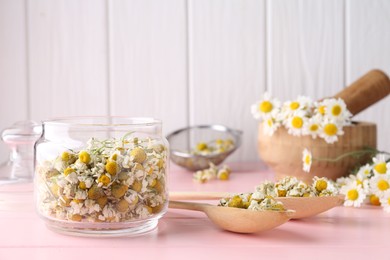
[42,116,162,127]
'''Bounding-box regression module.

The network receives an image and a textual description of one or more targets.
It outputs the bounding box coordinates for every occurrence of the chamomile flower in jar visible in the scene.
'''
[34,117,169,237]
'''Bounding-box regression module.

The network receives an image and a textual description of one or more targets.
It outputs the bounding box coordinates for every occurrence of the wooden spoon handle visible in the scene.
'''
[169,200,211,212]
[169,191,231,200]
[333,69,390,116]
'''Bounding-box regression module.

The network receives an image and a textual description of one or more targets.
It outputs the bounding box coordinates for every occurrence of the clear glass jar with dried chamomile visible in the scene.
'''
[34,117,169,237]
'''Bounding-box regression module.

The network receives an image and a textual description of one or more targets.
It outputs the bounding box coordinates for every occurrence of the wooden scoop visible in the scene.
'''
[169,192,344,219]
[169,200,294,233]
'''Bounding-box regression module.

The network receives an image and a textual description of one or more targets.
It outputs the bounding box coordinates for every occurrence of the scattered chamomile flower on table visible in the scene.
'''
[340,182,366,207]
[369,175,390,197]
[193,163,231,183]
[372,153,390,175]
[251,93,352,144]
[379,190,390,213]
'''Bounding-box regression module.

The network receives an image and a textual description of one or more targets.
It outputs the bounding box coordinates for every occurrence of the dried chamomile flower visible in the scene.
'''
[193,163,231,183]
[36,133,168,223]
[219,193,285,212]
[192,139,235,156]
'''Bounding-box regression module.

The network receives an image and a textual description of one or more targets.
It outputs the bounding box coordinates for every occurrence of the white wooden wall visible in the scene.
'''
[1,0,389,163]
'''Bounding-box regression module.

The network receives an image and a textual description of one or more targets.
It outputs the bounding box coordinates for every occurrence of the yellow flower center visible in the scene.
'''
[291,117,303,129]
[374,163,387,174]
[369,194,381,206]
[278,189,287,197]
[356,179,363,186]
[377,179,389,191]
[105,160,119,176]
[290,102,300,110]
[61,151,70,162]
[98,175,111,186]
[331,105,342,116]
[64,167,75,176]
[324,123,338,136]
[364,169,370,175]
[259,101,273,113]
[267,118,273,127]
[347,189,359,201]
[315,180,328,192]
[196,142,208,151]
[79,181,87,190]
[79,151,91,164]
[309,124,318,132]
[304,155,311,165]
[318,105,326,115]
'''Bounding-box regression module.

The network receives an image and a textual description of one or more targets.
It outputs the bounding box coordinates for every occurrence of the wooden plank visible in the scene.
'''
[189,0,266,162]
[27,0,109,120]
[108,0,187,136]
[346,0,390,151]
[267,0,345,100]
[0,0,28,161]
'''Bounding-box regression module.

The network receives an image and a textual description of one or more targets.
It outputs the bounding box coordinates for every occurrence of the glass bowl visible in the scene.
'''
[166,125,242,171]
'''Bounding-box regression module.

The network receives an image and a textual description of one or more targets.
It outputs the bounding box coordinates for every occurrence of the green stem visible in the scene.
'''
[313,147,389,162]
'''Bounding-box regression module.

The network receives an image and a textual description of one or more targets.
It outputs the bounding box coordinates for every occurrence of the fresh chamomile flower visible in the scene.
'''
[379,190,390,213]
[263,117,281,136]
[285,111,307,136]
[369,174,390,197]
[319,119,344,144]
[251,92,281,120]
[340,182,366,207]
[282,96,313,117]
[372,154,390,175]
[314,100,327,117]
[346,174,369,193]
[303,115,322,139]
[357,164,373,178]
[302,148,312,173]
[312,176,337,196]
[324,98,352,124]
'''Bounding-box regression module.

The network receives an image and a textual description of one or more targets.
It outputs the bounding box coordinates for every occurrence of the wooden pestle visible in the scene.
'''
[333,69,390,116]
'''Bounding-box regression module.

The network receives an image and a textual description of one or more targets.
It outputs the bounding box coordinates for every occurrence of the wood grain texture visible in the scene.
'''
[189,0,266,161]
[27,0,109,121]
[0,0,28,161]
[267,0,345,100]
[346,0,390,151]
[108,0,187,136]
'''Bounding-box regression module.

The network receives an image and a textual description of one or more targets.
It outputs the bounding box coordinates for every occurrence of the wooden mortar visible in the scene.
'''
[258,69,390,183]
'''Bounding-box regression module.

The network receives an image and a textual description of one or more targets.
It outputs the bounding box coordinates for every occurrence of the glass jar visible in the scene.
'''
[34,117,169,236]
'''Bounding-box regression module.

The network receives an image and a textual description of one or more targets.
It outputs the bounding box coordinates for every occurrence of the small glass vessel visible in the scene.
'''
[34,117,169,237]
[0,121,41,211]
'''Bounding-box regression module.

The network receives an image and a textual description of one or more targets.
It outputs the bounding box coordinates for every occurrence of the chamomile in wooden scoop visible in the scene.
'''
[169,197,294,234]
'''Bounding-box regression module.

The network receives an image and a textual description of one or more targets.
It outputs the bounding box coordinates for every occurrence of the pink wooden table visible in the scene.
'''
[1,162,389,259]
